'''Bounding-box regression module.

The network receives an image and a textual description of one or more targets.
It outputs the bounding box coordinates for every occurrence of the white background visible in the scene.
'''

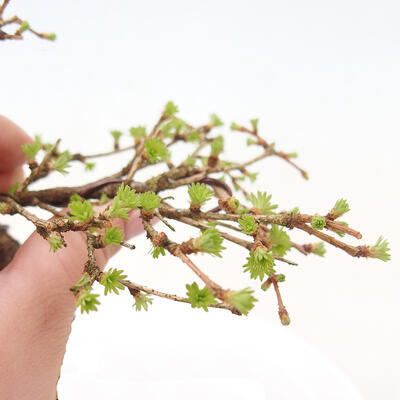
[1,1,399,398]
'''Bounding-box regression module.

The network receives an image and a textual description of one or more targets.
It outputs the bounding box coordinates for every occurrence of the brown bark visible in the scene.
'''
[0,225,19,270]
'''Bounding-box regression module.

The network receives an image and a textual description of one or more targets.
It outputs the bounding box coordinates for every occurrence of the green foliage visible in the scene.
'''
[161,118,186,137]
[230,122,239,131]
[291,206,300,214]
[312,242,326,257]
[210,113,223,127]
[48,236,63,253]
[109,198,131,220]
[8,182,19,194]
[104,226,124,246]
[21,135,41,161]
[288,152,298,159]
[248,191,278,215]
[44,32,57,41]
[228,287,257,316]
[238,215,258,235]
[250,118,258,131]
[70,193,82,202]
[164,101,179,117]
[184,156,196,167]
[110,130,123,140]
[116,183,141,208]
[276,273,286,282]
[188,183,213,206]
[68,196,94,221]
[246,138,256,146]
[187,130,201,142]
[195,228,226,257]
[144,138,170,163]
[74,273,91,288]
[186,282,217,311]
[133,294,153,311]
[331,199,350,219]
[269,225,291,257]
[53,150,72,174]
[129,126,147,138]
[85,162,95,171]
[151,246,166,259]
[170,118,186,131]
[100,193,110,204]
[109,183,141,220]
[100,268,127,295]
[311,216,326,230]
[76,288,100,314]
[139,191,161,211]
[0,203,5,214]
[19,21,30,32]
[279,309,291,326]
[261,279,272,291]
[210,135,224,156]
[369,236,391,261]
[21,143,40,161]
[160,124,174,138]
[247,172,258,183]
[334,221,348,237]
[242,248,275,281]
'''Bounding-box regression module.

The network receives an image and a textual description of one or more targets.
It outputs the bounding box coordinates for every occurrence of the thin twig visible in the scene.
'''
[17,139,60,194]
[119,279,235,312]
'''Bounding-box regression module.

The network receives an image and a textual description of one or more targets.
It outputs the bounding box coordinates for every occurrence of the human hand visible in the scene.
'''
[0,116,143,400]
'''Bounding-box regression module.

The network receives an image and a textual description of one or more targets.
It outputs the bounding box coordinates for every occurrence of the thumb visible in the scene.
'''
[0,210,143,399]
[3,209,143,307]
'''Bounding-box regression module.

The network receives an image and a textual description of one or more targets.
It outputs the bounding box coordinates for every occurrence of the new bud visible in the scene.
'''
[279,307,291,326]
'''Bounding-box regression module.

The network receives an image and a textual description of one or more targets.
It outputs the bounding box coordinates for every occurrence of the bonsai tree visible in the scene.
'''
[0,0,390,326]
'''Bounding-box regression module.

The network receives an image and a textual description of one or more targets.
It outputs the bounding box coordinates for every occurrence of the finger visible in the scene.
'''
[0,210,145,397]
[0,208,144,343]
[0,115,32,172]
[3,210,143,297]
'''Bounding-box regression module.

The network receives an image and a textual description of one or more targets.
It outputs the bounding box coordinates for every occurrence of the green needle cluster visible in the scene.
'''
[164,101,179,117]
[269,225,291,257]
[210,135,224,156]
[68,194,94,222]
[133,294,153,311]
[369,236,391,261]
[248,191,278,215]
[227,288,258,316]
[144,138,170,163]
[186,282,217,311]
[48,236,63,253]
[188,183,213,207]
[76,289,101,314]
[100,268,127,295]
[311,216,326,230]
[330,198,350,219]
[53,150,72,174]
[242,248,275,281]
[129,126,147,138]
[104,226,124,246]
[311,242,326,257]
[209,113,223,127]
[238,215,259,235]
[194,228,226,257]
